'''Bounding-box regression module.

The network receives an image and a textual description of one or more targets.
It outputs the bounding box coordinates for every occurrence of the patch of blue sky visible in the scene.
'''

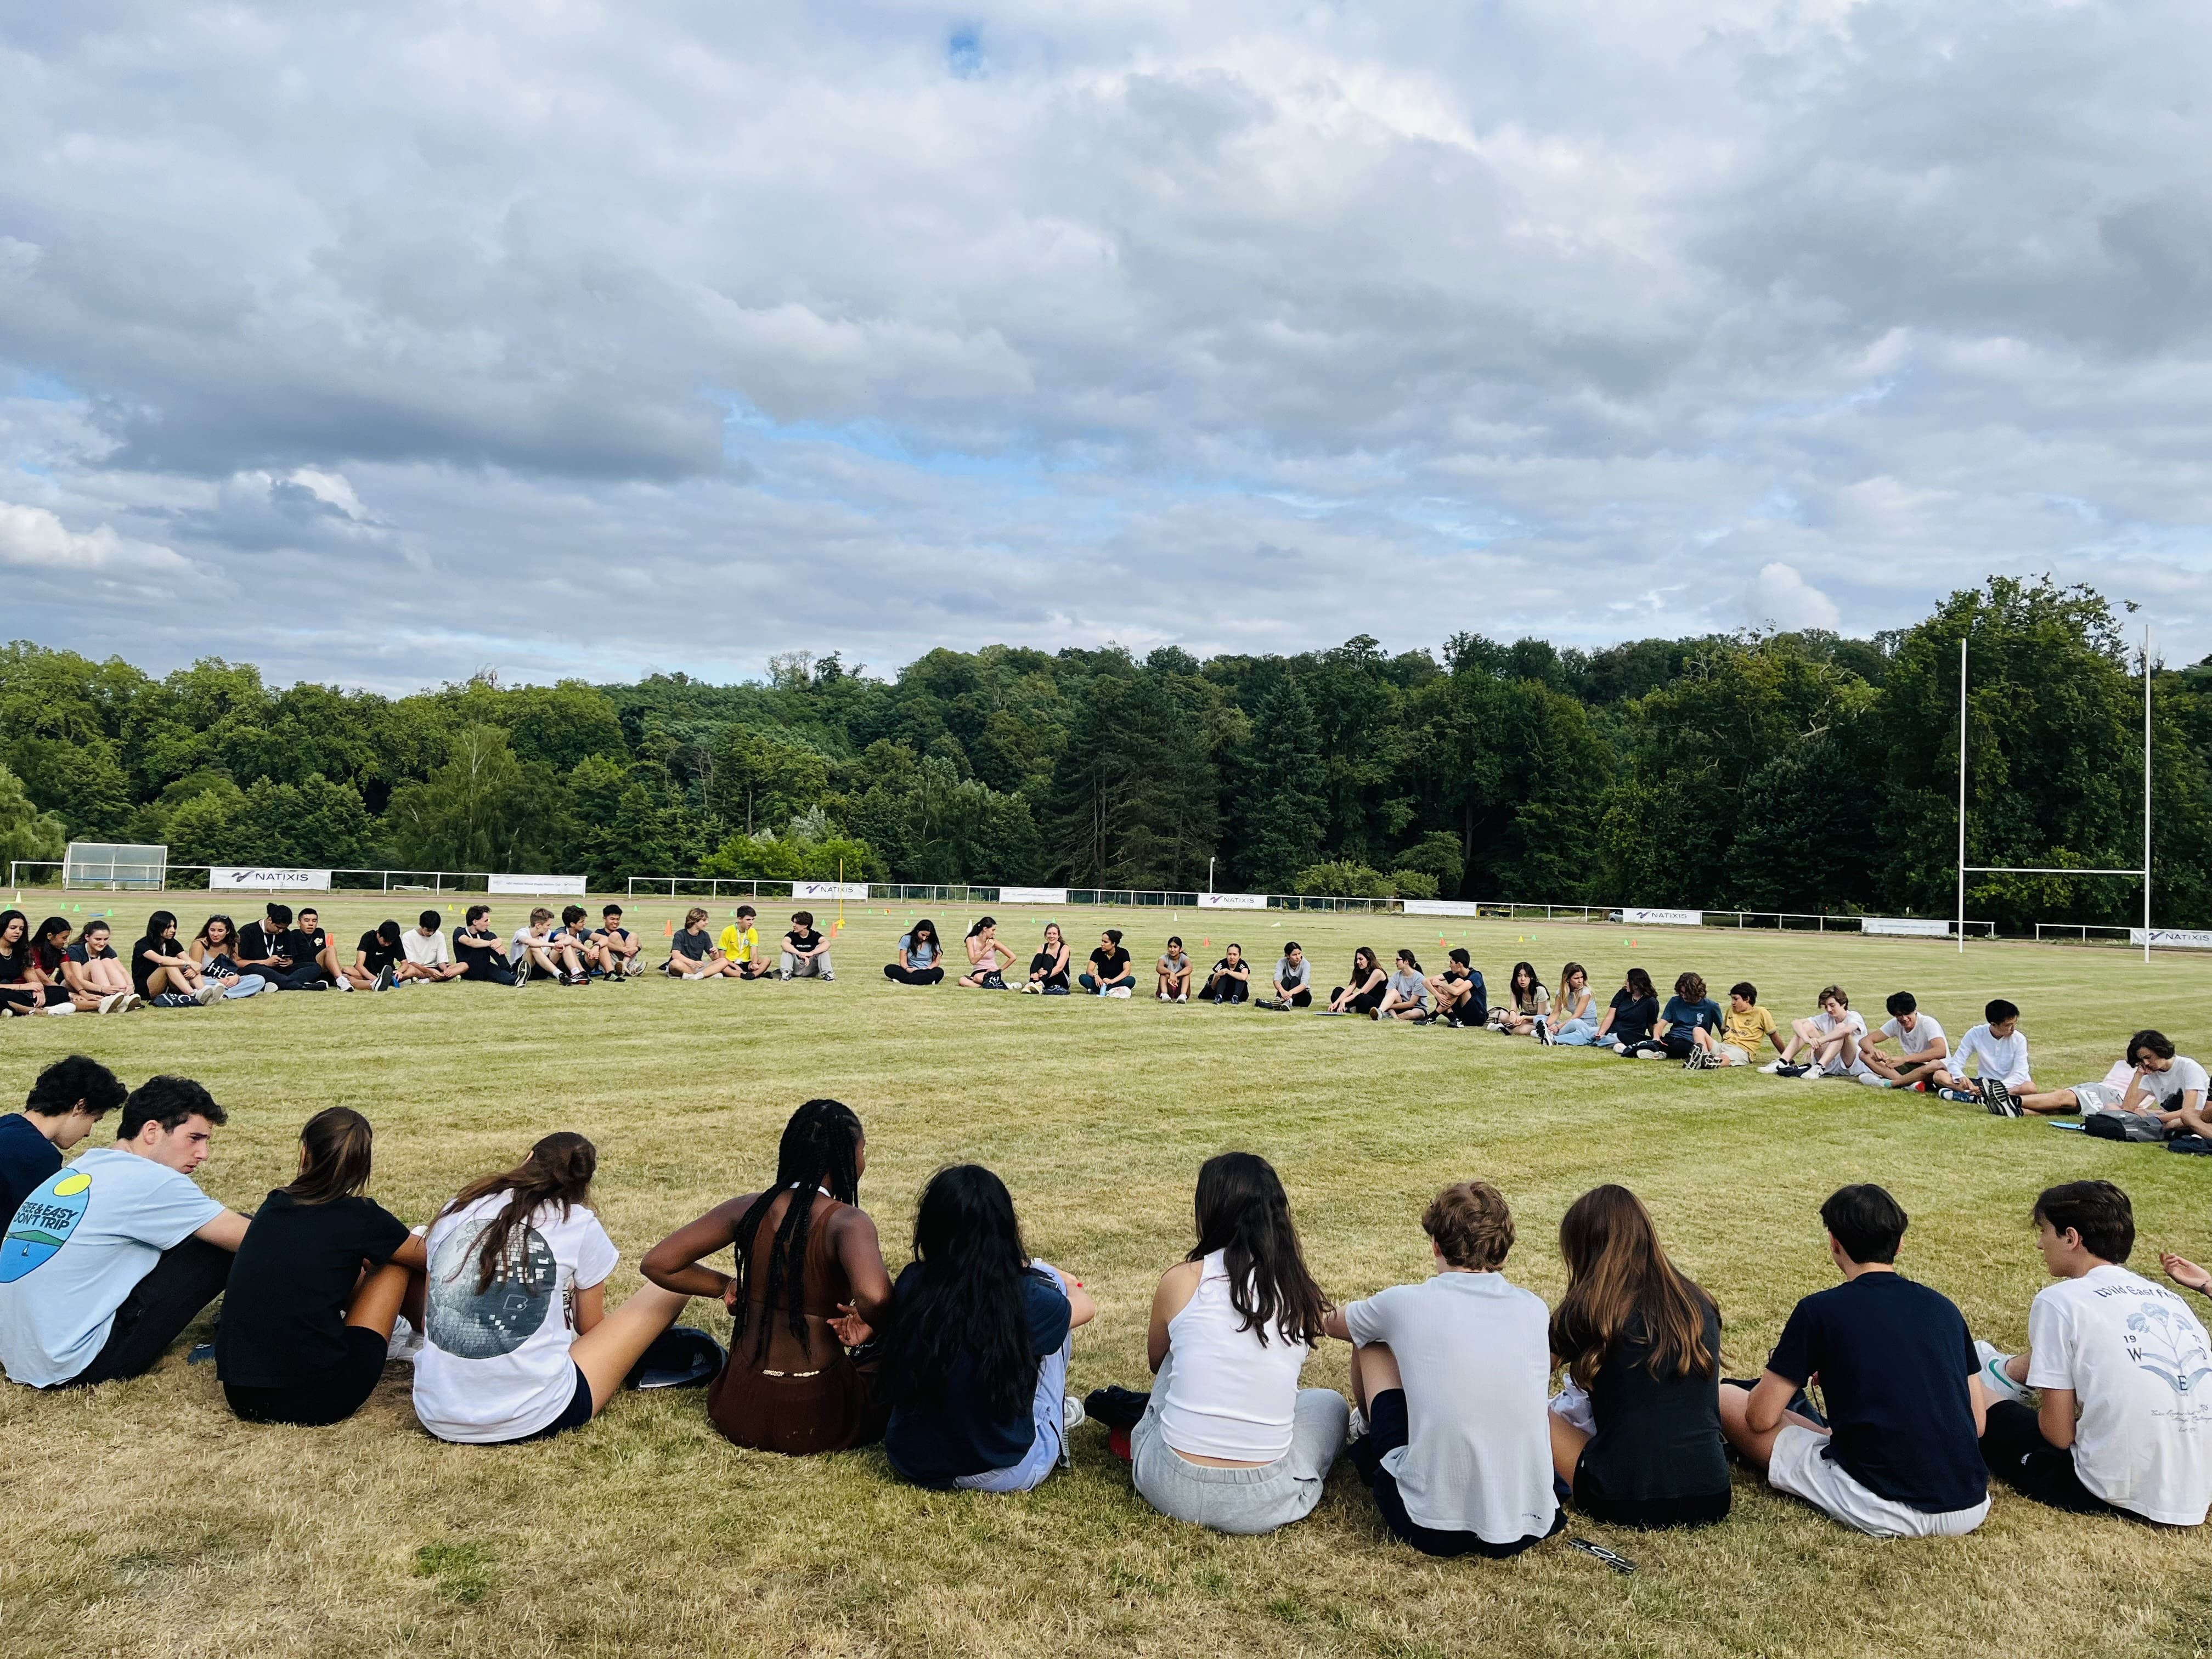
[5,370,80,402]
[1385,496,1527,547]
[946,27,985,80]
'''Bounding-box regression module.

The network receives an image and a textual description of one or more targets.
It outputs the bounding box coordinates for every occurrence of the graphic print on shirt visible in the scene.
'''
[426,1221,557,1358]
[2124,1300,2212,1397]
[0,1170,91,1283]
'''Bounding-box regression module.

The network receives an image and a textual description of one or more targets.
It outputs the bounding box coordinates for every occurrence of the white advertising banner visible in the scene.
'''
[1622,907,1703,927]
[1198,892,1270,910]
[791,881,870,900]
[2131,928,2212,951]
[210,866,331,891]
[487,873,588,896]
[995,886,1069,905]
[1402,899,1484,917]
[1863,917,1952,938]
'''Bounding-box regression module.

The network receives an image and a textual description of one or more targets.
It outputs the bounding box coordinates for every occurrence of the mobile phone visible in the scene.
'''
[1566,1537,1635,1574]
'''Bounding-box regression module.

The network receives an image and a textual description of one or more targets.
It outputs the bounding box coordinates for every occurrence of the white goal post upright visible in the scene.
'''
[1956,625,2152,964]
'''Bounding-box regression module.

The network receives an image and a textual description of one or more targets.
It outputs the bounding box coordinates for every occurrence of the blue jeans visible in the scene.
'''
[1553,1016,1604,1045]
[221,974,270,998]
[955,1262,1074,1493]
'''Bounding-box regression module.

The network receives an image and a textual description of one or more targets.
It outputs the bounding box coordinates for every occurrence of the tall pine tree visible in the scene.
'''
[1238,674,1324,891]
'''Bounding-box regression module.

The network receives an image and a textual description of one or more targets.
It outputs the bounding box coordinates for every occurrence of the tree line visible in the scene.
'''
[3,577,2208,932]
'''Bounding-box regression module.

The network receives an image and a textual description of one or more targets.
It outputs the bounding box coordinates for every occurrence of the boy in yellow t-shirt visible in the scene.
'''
[1717,980,1784,1066]
[717,905,771,979]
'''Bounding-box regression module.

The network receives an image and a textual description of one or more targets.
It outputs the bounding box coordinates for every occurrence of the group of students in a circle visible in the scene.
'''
[3,1066,2206,1550]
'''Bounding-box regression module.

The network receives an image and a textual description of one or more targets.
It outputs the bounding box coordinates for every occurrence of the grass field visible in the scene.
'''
[1,895,2209,1659]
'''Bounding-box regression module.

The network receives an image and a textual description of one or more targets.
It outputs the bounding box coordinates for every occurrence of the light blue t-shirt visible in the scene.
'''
[900,934,938,968]
[0,1146,222,1387]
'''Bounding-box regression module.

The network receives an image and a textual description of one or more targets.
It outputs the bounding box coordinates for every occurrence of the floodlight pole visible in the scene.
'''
[1956,636,1967,954]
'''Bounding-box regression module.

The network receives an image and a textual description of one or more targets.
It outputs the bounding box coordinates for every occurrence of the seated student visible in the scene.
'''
[1857,992,1948,1090]
[1018,922,1070,994]
[343,919,407,992]
[0,1056,128,1225]
[26,916,104,1013]
[1323,947,1388,1017]
[511,907,588,986]
[1419,949,1486,1027]
[883,1165,1094,1492]
[216,1108,428,1426]
[644,1099,892,1455]
[960,917,1014,989]
[411,1132,691,1444]
[1657,972,1725,1069]
[1973,1181,2211,1527]
[1586,967,1658,1053]
[780,911,834,980]
[665,907,738,979]
[1546,1186,1730,1528]
[1326,1181,1560,1558]
[592,904,644,977]
[1718,1184,1989,1538]
[1126,1153,1347,1534]
[1156,937,1195,1003]
[554,906,620,983]
[1713,981,1785,1067]
[294,908,347,988]
[61,918,139,1011]
[0,1075,250,1389]
[399,910,464,981]
[1767,984,1865,1079]
[886,917,949,986]
[128,912,223,1007]
[237,902,328,991]
[2010,1029,2208,1136]
[1199,942,1252,1005]
[1491,961,1549,1036]
[1932,998,2036,1113]
[1546,963,1594,1043]
[453,905,518,985]
[184,915,271,999]
[718,906,772,980]
[0,910,57,1018]
[1378,950,1430,1021]
[1080,929,1136,998]
[1256,940,1314,1011]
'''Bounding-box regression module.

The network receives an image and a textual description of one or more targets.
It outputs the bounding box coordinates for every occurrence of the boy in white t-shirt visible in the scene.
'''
[1974,1181,2212,1527]
[398,910,464,982]
[2010,1029,2208,1133]
[1857,991,1948,1091]
[1934,998,2036,1114]
[1767,985,1865,1080]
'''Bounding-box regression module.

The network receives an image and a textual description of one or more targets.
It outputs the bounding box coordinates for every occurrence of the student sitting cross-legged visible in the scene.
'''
[1125,1153,1348,1534]
[665,907,739,979]
[1080,929,1136,997]
[1972,1181,2211,1527]
[216,1108,427,1426]
[1378,950,1431,1022]
[1324,947,1389,1017]
[644,1099,893,1455]
[1931,998,2035,1113]
[1198,942,1252,1005]
[1256,941,1312,1010]
[184,915,272,999]
[1491,961,1549,1036]
[0,1056,128,1226]
[961,917,1015,989]
[1019,922,1070,993]
[1325,1181,1561,1558]
[1546,1186,1731,1528]
[1546,962,1594,1043]
[1714,981,1785,1067]
[412,1133,690,1444]
[2010,1029,2209,1138]
[1856,991,1948,1090]
[398,910,465,981]
[128,911,223,1007]
[0,1075,250,1389]
[886,917,949,986]
[719,905,772,980]
[343,919,407,992]
[1718,1184,1989,1538]
[881,1165,1095,1492]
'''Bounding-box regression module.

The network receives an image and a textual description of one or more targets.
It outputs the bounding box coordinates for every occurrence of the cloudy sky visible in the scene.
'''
[3,1,2208,690]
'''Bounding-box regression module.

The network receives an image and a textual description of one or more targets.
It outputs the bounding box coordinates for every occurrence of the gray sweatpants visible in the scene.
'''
[780,951,833,980]
[1129,1349,1347,1534]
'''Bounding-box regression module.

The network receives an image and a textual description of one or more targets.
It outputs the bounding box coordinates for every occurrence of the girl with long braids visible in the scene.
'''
[411,1132,690,1444]
[1126,1152,1347,1534]
[642,1099,894,1455]
[881,1165,1095,1491]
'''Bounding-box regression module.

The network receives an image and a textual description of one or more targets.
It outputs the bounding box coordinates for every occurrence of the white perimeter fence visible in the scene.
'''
[17,856,2205,949]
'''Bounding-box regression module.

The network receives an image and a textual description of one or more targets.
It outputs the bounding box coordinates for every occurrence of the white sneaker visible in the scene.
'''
[336,975,354,991]
[97,991,128,1014]
[1858,1073,1893,1088]
[1062,1394,1087,1433]
[1108,985,1132,998]
[192,984,224,1006]
[1019,980,1041,993]
[1174,993,1186,1003]
[1758,1059,1785,1074]
[1974,1339,2033,1406]
[121,992,145,1012]
[387,1317,426,1363]
[1157,991,1169,1001]
[1346,1405,1368,1446]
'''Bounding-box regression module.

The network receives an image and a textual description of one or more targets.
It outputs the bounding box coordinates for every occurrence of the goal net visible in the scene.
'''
[63,842,168,890]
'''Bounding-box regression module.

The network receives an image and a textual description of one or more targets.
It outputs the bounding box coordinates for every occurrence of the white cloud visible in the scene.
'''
[0,501,190,576]
[1750,562,1842,632]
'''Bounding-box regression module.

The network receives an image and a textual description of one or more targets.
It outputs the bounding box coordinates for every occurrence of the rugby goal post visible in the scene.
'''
[1955,628,2151,963]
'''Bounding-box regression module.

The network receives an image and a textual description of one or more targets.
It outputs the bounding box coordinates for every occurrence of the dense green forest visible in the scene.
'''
[4,578,2209,930]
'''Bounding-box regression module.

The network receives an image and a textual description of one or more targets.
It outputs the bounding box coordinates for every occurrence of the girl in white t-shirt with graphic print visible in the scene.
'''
[411,1133,690,1445]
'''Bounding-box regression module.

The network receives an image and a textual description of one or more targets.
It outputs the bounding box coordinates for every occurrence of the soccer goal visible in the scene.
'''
[63,842,168,890]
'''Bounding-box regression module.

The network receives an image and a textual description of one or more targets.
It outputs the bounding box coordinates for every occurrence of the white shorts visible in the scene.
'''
[2070,1082,2123,1110]
[1767,1424,1989,1539]
[1718,1043,1750,1066]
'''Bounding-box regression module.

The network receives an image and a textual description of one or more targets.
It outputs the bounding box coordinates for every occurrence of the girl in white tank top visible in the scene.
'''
[1156,1250,1312,1462]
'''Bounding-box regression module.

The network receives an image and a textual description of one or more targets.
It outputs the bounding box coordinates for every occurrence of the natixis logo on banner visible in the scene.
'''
[1197,893,1269,910]
[995,887,1069,905]
[791,881,870,900]
[2132,928,2212,951]
[210,866,331,890]
[1621,907,1704,927]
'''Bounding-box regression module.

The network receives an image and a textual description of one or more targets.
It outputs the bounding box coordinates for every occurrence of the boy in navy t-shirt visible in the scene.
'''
[1718,1184,1990,1538]
[0,1057,128,1227]
[1659,972,1726,1069]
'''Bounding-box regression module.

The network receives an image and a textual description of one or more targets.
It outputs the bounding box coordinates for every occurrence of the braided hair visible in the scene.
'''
[730,1099,865,1362]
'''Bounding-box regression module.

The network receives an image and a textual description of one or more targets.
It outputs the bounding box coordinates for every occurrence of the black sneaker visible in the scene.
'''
[1083,1384,1152,1431]
[1981,1079,2023,1117]
[1775,1062,1810,1079]
[1535,1017,1553,1046]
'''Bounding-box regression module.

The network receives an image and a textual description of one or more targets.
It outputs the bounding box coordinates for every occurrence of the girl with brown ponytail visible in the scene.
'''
[642,1098,894,1454]
[411,1132,690,1444]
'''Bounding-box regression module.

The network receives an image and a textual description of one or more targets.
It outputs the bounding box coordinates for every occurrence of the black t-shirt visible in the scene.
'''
[453,924,499,959]
[286,927,328,965]
[670,928,712,961]
[0,1114,61,1230]
[1609,989,1658,1043]
[1765,1271,1985,1512]
[128,936,171,997]
[356,930,398,974]
[0,944,30,985]
[238,921,290,966]
[216,1189,412,1389]
[1575,1299,1730,1507]
[884,1263,1071,1488]
[1088,946,1131,979]
[786,928,824,953]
